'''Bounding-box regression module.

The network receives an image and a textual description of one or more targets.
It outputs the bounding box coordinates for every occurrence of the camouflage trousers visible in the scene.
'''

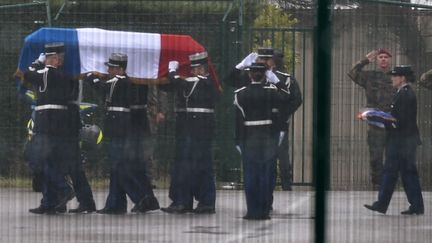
[367,126,387,185]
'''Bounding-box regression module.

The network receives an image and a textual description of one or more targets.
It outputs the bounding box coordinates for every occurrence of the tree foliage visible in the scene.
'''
[252,3,299,72]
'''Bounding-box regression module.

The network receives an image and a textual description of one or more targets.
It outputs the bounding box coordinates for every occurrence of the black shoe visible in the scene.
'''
[55,190,75,210]
[401,206,424,215]
[160,205,191,214]
[96,207,127,215]
[29,205,57,215]
[69,204,96,213]
[56,206,67,213]
[243,214,271,220]
[193,205,215,214]
[364,202,386,214]
[132,196,160,213]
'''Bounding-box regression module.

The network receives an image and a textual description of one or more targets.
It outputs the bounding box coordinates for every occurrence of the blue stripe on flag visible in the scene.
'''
[18,27,80,76]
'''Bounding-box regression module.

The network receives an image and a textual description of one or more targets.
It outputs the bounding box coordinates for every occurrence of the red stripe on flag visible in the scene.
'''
[159,34,221,92]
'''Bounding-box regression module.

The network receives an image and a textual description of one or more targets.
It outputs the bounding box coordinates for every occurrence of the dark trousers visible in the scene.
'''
[367,126,387,185]
[31,134,72,209]
[377,136,424,212]
[241,136,277,218]
[277,130,292,190]
[68,137,95,207]
[169,135,216,208]
[104,137,153,210]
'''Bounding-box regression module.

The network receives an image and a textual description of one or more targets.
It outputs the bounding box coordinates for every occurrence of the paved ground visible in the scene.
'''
[0,188,430,243]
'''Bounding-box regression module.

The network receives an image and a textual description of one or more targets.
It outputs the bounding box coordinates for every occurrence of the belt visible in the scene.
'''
[176,108,214,113]
[34,104,68,111]
[244,120,273,126]
[130,104,147,110]
[107,106,131,112]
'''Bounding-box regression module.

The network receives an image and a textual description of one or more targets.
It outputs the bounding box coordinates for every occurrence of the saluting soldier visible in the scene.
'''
[234,62,289,220]
[364,65,424,215]
[161,51,219,214]
[85,53,156,214]
[347,48,396,187]
[24,42,74,214]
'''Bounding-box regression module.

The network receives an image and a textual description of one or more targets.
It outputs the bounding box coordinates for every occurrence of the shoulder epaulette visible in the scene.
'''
[106,77,119,83]
[185,77,200,82]
[276,70,291,77]
[234,86,246,93]
[197,75,208,79]
[264,84,277,89]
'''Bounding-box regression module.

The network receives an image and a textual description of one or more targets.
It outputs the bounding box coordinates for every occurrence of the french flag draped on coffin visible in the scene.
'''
[15,27,220,89]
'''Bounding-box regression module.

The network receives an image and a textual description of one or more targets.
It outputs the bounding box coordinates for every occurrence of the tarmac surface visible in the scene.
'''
[0,188,430,243]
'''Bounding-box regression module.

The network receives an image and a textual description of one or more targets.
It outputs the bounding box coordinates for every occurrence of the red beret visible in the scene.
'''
[377,48,392,57]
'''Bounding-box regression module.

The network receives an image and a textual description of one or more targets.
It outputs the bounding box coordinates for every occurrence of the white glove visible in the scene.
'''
[278,132,286,146]
[35,53,46,64]
[266,70,280,84]
[235,52,258,70]
[168,61,179,72]
[235,145,242,155]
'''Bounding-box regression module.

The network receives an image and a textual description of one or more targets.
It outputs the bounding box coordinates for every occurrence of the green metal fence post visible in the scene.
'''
[314,0,332,243]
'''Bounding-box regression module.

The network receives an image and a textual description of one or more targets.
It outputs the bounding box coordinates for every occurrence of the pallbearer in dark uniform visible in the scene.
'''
[66,79,97,213]
[128,76,160,213]
[24,42,74,214]
[234,63,288,220]
[161,51,219,214]
[85,53,157,214]
[364,65,424,215]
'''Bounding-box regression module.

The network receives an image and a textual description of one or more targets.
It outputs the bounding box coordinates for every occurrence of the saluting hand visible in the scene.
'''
[366,50,378,63]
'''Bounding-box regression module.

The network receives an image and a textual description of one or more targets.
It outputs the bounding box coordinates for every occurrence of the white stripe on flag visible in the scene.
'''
[77,28,161,79]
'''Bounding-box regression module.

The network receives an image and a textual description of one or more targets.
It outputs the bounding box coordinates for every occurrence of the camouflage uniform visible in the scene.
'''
[347,58,396,185]
[419,69,432,90]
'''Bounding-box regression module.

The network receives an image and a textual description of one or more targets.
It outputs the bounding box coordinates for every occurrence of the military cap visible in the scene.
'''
[245,62,267,72]
[189,51,208,67]
[377,48,392,57]
[257,47,274,58]
[388,65,414,77]
[44,42,64,56]
[105,53,128,69]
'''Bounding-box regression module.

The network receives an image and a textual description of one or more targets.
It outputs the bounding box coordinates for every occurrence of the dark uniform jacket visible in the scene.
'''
[85,74,131,138]
[386,84,421,144]
[130,83,150,133]
[274,70,302,131]
[67,79,83,138]
[347,58,395,112]
[163,72,219,140]
[234,82,288,144]
[24,64,71,136]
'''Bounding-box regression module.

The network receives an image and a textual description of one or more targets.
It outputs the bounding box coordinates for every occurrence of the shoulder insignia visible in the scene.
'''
[185,77,200,82]
[197,75,208,79]
[276,70,291,77]
[234,86,246,93]
[106,77,119,83]
[264,84,277,89]
[36,67,48,74]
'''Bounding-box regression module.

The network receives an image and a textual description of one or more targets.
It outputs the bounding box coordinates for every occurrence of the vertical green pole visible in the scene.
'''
[314,0,331,243]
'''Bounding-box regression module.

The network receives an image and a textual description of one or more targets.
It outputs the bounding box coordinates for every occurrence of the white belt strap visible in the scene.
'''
[107,106,131,112]
[176,108,214,113]
[34,104,67,111]
[130,104,147,110]
[244,120,273,126]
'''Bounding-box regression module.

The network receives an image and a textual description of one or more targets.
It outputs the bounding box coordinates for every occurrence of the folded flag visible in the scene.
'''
[357,108,396,129]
